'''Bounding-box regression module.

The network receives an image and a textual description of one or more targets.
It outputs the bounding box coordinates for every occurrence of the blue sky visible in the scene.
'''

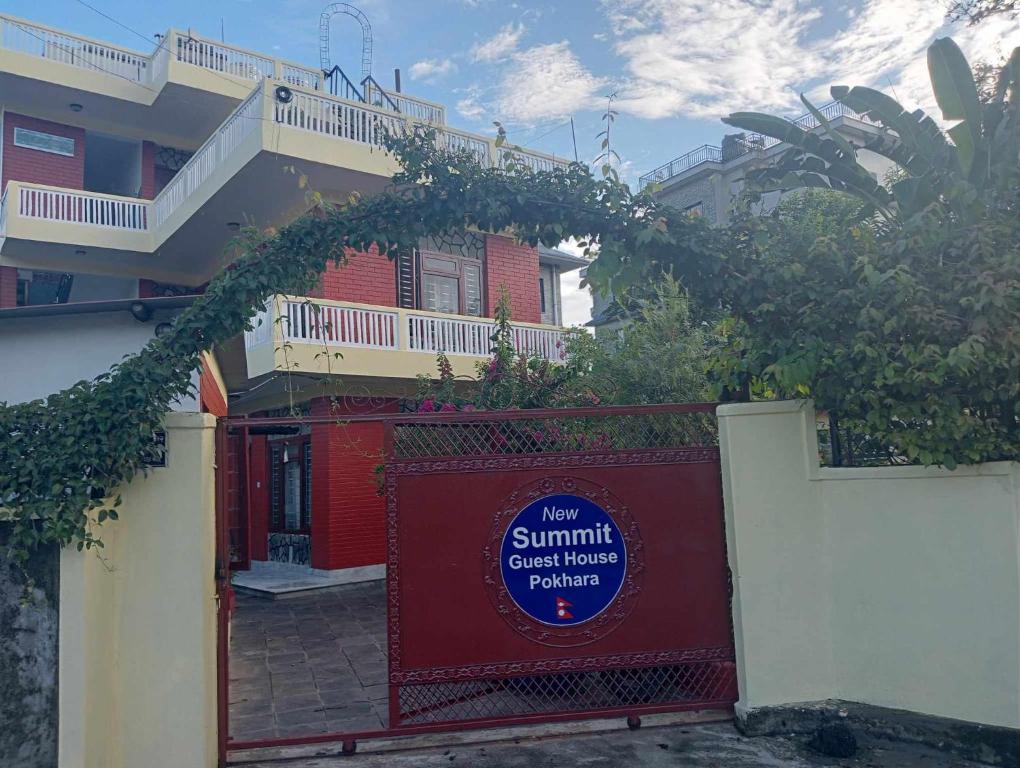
[5,0,1019,324]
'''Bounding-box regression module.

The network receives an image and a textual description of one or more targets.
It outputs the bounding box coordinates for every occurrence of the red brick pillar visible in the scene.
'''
[0,267,18,308]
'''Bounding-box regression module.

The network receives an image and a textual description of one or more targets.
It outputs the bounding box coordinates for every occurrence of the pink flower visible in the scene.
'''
[440,402,456,412]
[419,398,435,413]
[461,404,476,412]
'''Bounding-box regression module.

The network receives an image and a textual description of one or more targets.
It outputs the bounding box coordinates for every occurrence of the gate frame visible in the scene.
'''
[216,402,730,761]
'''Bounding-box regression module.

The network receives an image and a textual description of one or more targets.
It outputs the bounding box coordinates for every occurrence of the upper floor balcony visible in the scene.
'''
[638,100,876,190]
[0,79,568,284]
[238,296,568,407]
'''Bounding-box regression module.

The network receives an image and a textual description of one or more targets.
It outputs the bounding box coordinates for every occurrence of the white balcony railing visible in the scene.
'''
[247,298,568,364]
[0,15,150,81]
[153,86,263,228]
[275,88,406,146]
[17,184,148,231]
[284,300,400,350]
[174,34,273,81]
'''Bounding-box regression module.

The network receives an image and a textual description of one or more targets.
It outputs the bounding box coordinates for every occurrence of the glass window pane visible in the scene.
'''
[422,255,458,273]
[463,264,482,316]
[284,460,301,531]
[423,274,459,314]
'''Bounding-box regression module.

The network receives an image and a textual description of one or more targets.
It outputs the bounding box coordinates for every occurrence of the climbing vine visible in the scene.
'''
[0,126,707,562]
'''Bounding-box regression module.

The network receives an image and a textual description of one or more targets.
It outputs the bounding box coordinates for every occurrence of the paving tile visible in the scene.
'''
[231,581,392,735]
[229,696,274,717]
[275,706,327,727]
[362,683,388,701]
[274,692,324,713]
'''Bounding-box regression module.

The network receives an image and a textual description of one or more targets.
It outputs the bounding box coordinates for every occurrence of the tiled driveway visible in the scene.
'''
[228,580,388,742]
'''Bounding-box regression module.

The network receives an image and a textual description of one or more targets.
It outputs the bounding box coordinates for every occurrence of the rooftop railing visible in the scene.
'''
[639,100,870,189]
[0,14,441,125]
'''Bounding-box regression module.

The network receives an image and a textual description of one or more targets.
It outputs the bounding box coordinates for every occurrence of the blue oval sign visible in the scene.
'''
[499,493,627,626]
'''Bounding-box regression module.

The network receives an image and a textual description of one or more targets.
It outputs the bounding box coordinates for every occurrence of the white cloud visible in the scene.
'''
[604,0,1020,121]
[456,86,488,120]
[471,23,526,62]
[496,41,609,124]
[408,58,457,82]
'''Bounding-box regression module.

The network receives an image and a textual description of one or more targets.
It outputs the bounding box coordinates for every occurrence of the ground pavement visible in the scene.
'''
[231,718,988,767]
[229,583,986,767]
[229,581,388,742]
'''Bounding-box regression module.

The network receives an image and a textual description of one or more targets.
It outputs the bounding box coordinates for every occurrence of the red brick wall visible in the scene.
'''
[2,113,85,190]
[0,268,17,308]
[0,115,86,308]
[310,245,397,306]
[484,235,541,323]
[309,397,398,570]
[140,141,156,199]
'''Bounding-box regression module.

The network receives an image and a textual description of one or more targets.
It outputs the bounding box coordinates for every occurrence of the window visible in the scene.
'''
[269,440,311,533]
[419,251,483,316]
[14,127,75,157]
[683,201,705,218]
[539,277,546,313]
[16,271,73,307]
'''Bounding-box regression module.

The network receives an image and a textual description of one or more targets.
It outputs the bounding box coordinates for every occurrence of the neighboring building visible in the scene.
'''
[638,100,896,226]
[0,14,583,575]
[585,100,897,331]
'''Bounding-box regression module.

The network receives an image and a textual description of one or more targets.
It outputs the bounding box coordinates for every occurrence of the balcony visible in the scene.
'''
[0,80,568,283]
[0,13,447,150]
[639,100,873,189]
[244,296,568,382]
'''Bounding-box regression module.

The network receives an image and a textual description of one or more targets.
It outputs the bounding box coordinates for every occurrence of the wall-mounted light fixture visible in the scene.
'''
[69,103,84,113]
[130,301,152,322]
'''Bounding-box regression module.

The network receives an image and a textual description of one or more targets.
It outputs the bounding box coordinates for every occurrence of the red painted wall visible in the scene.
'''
[2,113,86,190]
[0,268,17,308]
[310,245,397,306]
[140,140,156,199]
[309,397,398,570]
[248,436,269,562]
[484,235,541,323]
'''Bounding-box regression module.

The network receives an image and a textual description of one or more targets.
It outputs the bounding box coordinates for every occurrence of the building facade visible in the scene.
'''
[589,101,897,330]
[0,14,584,575]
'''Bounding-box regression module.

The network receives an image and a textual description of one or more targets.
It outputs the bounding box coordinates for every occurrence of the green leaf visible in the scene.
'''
[927,37,983,174]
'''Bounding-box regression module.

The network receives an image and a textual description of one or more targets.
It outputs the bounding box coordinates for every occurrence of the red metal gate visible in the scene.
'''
[218,403,735,761]
[383,403,736,731]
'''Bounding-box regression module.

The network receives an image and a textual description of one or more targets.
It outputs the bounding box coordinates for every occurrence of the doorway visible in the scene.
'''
[84,132,142,197]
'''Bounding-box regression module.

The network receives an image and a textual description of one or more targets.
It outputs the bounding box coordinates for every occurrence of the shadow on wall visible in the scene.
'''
[0,525,59,767]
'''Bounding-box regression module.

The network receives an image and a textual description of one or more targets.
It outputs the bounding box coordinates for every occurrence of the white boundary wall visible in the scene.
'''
[719,400,1020,729]
[59,412,218,768]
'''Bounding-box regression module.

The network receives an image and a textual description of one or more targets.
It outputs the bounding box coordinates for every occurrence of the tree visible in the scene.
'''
[722,39,1020,220]
[568,277,717,406]
[697,37,1020,467]
[947,0,1018,25]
